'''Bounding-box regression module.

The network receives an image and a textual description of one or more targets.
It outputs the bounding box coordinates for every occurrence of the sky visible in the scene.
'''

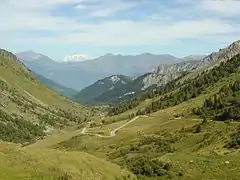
[0,0,240,61]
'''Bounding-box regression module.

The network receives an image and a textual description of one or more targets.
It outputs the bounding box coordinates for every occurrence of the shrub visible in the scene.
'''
[126,155,171,177]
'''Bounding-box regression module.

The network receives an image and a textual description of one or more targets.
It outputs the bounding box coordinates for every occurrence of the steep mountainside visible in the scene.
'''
[16,51,192,90]
[0,49,90,144]
[74,75,134,104]
[15,50,59,69]
[34,73,78,98]
[197,40,240,68]
[82,40,240,105]
[76,61,197,105]
[108,43,240,117]
[90,73,168,104]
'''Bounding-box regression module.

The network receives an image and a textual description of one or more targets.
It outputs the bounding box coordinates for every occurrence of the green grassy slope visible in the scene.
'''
[0,49,91,144]
[0,141,136,180]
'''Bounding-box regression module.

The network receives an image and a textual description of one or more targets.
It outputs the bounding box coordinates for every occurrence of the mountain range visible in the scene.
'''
[16,51,204,91]
[74,40,240,105]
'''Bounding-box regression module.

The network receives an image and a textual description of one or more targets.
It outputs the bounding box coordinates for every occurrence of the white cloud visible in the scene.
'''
[90,1,137,17]
[15,19,236,46]
[1,0,73,12]
[0,0,239,49]
[74,0,138,17]
[74,4,88,9]
[201,0,240,16]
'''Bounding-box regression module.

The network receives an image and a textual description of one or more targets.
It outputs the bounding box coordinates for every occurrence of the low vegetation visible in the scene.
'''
[0,141,136,180]
[57,114,240,179]
[0,109,45,143]
[225,125,240,149]
[193,79,240,121]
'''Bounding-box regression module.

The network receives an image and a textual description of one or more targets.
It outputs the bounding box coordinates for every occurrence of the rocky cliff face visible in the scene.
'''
[141,73,168,90]
[146,40,240,88]
[196,40,240,68]
[152,60,199,79]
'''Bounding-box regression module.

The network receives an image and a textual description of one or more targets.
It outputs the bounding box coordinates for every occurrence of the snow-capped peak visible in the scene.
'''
[64,54,91,62]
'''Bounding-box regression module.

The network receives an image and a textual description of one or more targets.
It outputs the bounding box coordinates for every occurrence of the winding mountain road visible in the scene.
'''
[25,116,146,149]
[81,115,146,138]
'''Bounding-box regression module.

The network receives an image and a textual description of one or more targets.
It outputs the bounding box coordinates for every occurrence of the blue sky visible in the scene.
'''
[0,0,240,61]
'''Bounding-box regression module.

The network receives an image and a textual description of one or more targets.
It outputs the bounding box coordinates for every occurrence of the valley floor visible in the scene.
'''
[54,105,240,180]
[2,102,240,180]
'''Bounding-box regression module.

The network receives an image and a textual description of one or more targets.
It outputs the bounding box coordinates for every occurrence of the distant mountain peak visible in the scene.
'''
[140,52,153,56]
[17,50,40,56]
[197,39,240,69]
[23,50,35,54]
[16,50,50,62]
[104,53,115,57]
[233,39,240,44]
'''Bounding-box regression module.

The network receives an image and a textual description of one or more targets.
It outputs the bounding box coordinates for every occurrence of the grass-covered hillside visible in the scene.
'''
[0,141,136,180]
[0,49,91,144]
[56,105,240,180]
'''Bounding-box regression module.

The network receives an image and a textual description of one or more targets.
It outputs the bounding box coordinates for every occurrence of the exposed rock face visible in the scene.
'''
[196,40,240,68]
[141,73,168,90]
[148,40,240,87]
[152,60,199,79]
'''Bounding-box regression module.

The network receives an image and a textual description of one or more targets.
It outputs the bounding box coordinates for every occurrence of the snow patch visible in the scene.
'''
[124,92,135,96]
[110,76,120,84]
[121,80,126,84]
[64,53,91,62]
[109,86,115,90]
